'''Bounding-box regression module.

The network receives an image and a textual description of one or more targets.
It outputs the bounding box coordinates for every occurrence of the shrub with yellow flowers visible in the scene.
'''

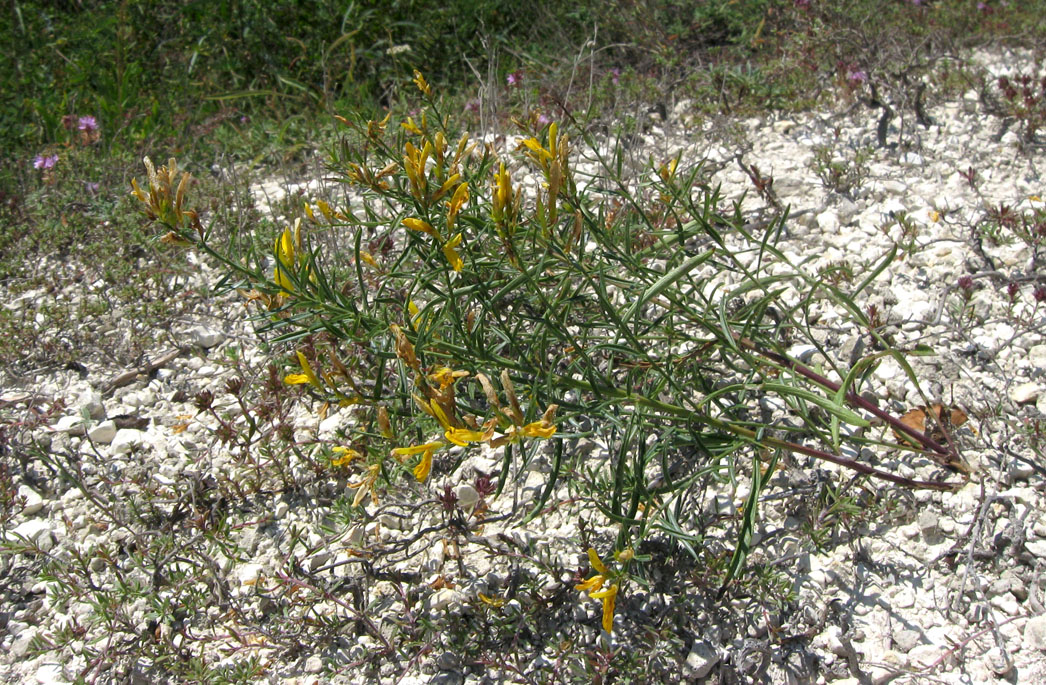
[133,68,969,643]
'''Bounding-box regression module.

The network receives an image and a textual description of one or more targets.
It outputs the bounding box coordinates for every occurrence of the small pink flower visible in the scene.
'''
[77,115,98,132]
[506,70,522,86]
[846,69,867,86]
[33,154,58,170]
[537,113,551,125]
[611,68,621,86]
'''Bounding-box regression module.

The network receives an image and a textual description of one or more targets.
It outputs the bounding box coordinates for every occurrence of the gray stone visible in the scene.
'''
[1010,382,1040,405]
[110,429,146,455]
[1030,344,1046,370]
[1024,615,1046,651]
[51,415,83,432]
[80,391,105,419]
[685,641,719,679]
[454,484,479,512]
[17,485,44,516]
[817,210,840,233]
[893,629,921,653]
[425,588,465,613]
[917,510,939,539]
[87,420,117,444]
[8,519,55,552]
[188,325,226,349]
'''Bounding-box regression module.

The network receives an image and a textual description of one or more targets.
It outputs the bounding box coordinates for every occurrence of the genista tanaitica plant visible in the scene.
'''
[134,70,970,635]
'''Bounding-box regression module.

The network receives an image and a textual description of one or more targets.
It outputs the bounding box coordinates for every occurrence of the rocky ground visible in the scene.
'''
[3,47,1046,683]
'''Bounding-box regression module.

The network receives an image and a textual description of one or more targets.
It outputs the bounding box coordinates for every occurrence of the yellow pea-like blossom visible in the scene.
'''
[331,447,361,467]
[576,548,620,634]
[492,162,513,225]
[591,584,618,633]
[444,419,496,447]
[432,173,462,204]
[412,69,432,96]
[403,217,440,238]
[446,182,469,230]
[284,351,322,389]
[274,219,303,295]
[442,232,464,272]
[391,441,444,482]
[428,366,470,390]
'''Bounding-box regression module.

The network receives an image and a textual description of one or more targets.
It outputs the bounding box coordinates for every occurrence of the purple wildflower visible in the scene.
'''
[506,70,522,86]
[537,113,551,126]
[611,68,621,86]
[846,69,867,86]
[77,115,98,132]
[33,154,58,170]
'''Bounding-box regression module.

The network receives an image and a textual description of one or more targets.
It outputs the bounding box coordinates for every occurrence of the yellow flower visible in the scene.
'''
[391,442,444,482]
[442,232,464,272]
[576,548,620,634]
[433,173,462,204]
[367,112,392,139]
[591,583,618,633]
[412,69,432,96]
[587,547,608,575]
[492,162,514,225]
[521,419,556,439]
[402,117,424,136]
[331,447,361,467]
[521,405,558,439]
[284,351,322,389]
[403,217,440,238]
[446,182,469,230]
[428,400,454,431]
[428,366,469,390]
[274,219,303,295]
[444,423,492,447]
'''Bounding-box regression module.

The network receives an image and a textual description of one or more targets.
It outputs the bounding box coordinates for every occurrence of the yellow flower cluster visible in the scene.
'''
[387,325,558,482]
[576,548,631,634]
[519,122,571,226]
[130,157,201,241]
[283,348,360,409]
